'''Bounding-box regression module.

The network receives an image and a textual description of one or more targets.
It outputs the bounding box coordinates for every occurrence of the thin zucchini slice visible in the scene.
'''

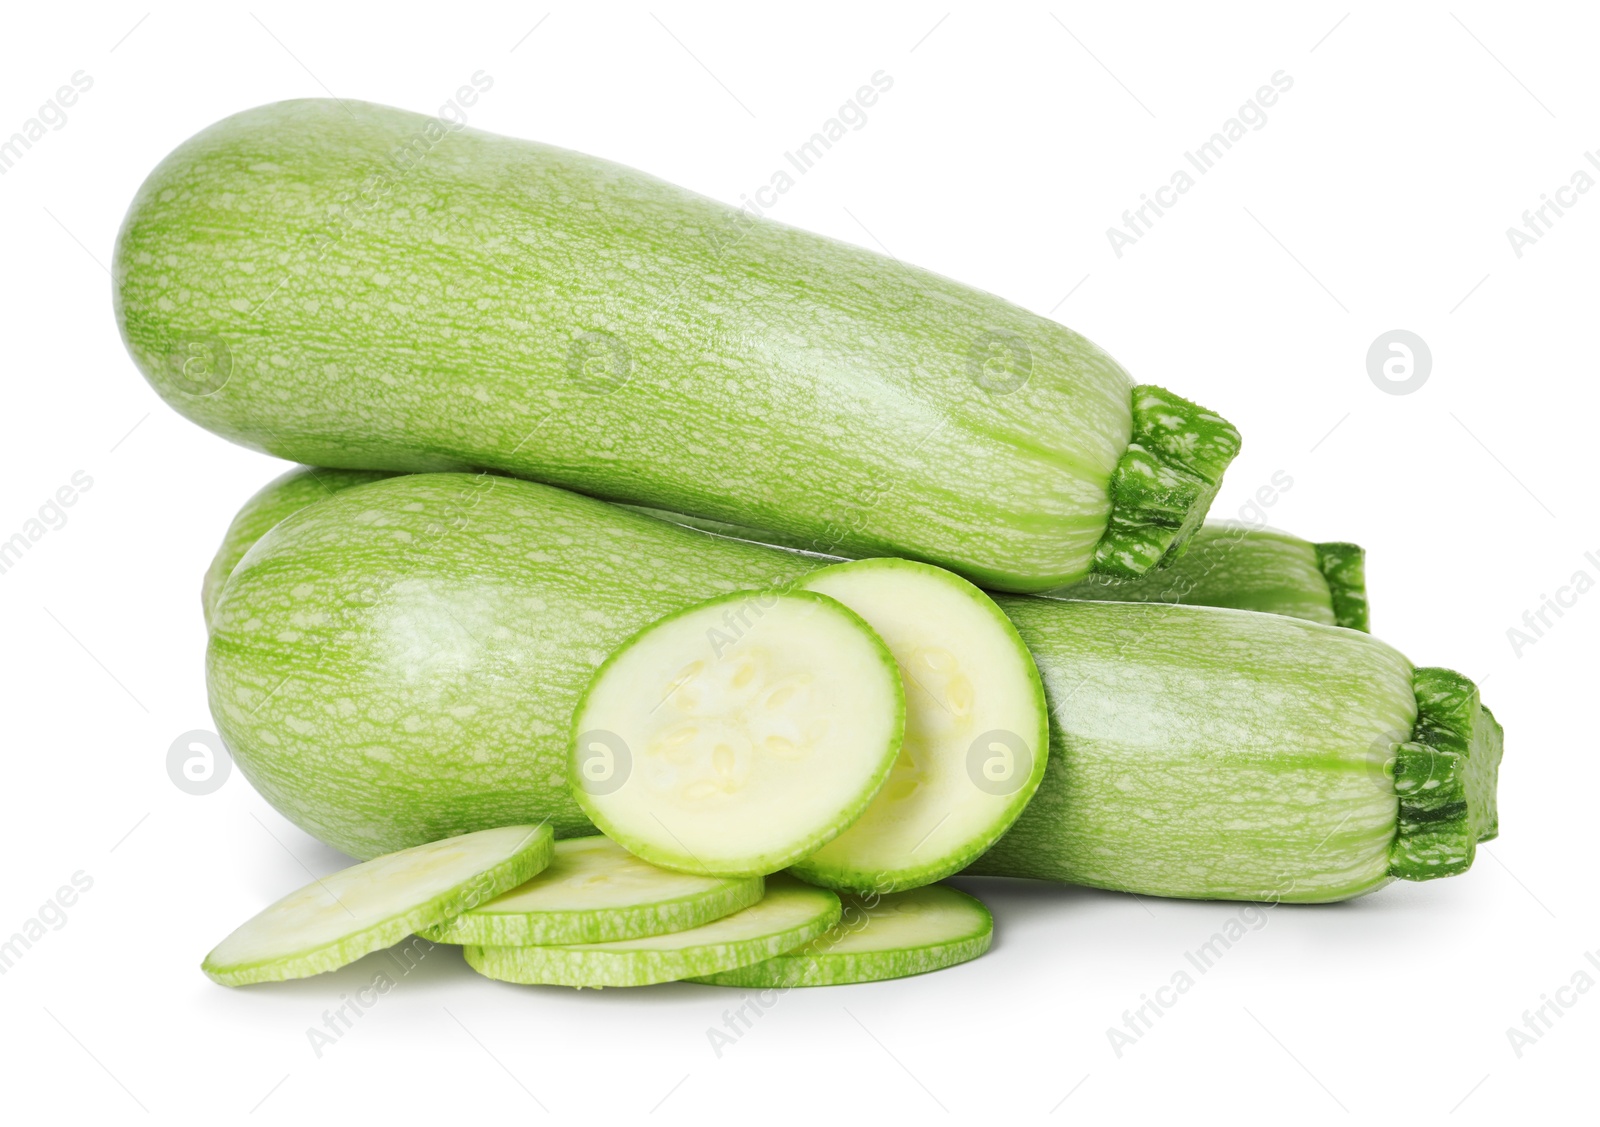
[789,559,1049,893]
[464,877,840,988]
[202,824,552,986]
[421,835,763,946]
[693,884,992,988]
[569,590,905,877]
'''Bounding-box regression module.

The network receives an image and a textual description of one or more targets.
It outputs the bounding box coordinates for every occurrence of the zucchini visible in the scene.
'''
[208,473,815,858]
[420,835,763,946]
[570,590,905,877]
[202,824,551,986]
[463,876,840,988]
[968,601,1502,900]
[202,466,394,627]
[210,473,1500,900]
[787,559,1049,893]
[114,98,1241,593]
[693,884,993,988]
[1043,522,1369,630]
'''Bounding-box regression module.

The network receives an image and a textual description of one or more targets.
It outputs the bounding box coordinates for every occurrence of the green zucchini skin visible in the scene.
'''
[202,466,396,628]
[967,600,1500,901]
[114,98,1239,593]
[1042,523,1369,630]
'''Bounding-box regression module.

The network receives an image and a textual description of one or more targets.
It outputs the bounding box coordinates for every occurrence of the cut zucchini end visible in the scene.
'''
[1389,668,1504,882]
[202,824,554,987]
[569,589,906,878]
[1314,541,1370,632]
[1090,385,1242,579]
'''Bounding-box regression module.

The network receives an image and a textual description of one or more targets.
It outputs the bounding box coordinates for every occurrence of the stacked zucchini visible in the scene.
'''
[115,100,1502,991]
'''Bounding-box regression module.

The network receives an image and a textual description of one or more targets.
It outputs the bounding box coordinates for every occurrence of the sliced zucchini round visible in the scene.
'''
[693,884,992,988]
[421,834,763,946]
[788,559,1049,893]
[569,589,905,877]
[464,877,840,988]
[202,824,553,986]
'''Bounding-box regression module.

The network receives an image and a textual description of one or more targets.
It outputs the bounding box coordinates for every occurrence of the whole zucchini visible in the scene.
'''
[114,99,1240,593]
[209,473,1499,901]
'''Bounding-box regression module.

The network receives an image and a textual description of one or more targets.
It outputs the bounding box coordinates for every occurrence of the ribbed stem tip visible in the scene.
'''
[1092,385,1243,579]
[1389,667,1504,882]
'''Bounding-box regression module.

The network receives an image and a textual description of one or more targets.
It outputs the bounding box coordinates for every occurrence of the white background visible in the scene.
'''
[1,2,1592,1122]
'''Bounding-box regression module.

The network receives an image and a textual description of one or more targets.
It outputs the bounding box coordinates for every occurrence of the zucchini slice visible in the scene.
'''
[202,824,552,986]
[464,877,840,988]
[788,559,1049,893]
[693,884,992,988]
[569,590,904,877]
[421,835,762,946]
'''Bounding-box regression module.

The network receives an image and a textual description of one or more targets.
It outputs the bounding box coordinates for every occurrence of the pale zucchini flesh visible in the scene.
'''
[114,99,1240,592]
[421,834,762,946]
[202,824,552,986]
[1044,522,1370,630]
[787,559,1049,893]
[693,884,992,988]
[464,877,840,988]
[570,590,905,877]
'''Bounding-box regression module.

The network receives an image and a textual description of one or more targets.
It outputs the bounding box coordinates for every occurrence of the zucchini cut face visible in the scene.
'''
[202,824,553,986]
[570,590,905,878]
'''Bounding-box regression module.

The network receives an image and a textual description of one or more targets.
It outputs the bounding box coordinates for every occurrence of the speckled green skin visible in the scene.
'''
[463,877,840,988]
[207,474,820,859]
[1390,668,1503,880]
[202,466,395,628]
[1046,523,1366,630]
[967,601,1495,902]
[113,98,1239,593]
[692,885,993,987]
